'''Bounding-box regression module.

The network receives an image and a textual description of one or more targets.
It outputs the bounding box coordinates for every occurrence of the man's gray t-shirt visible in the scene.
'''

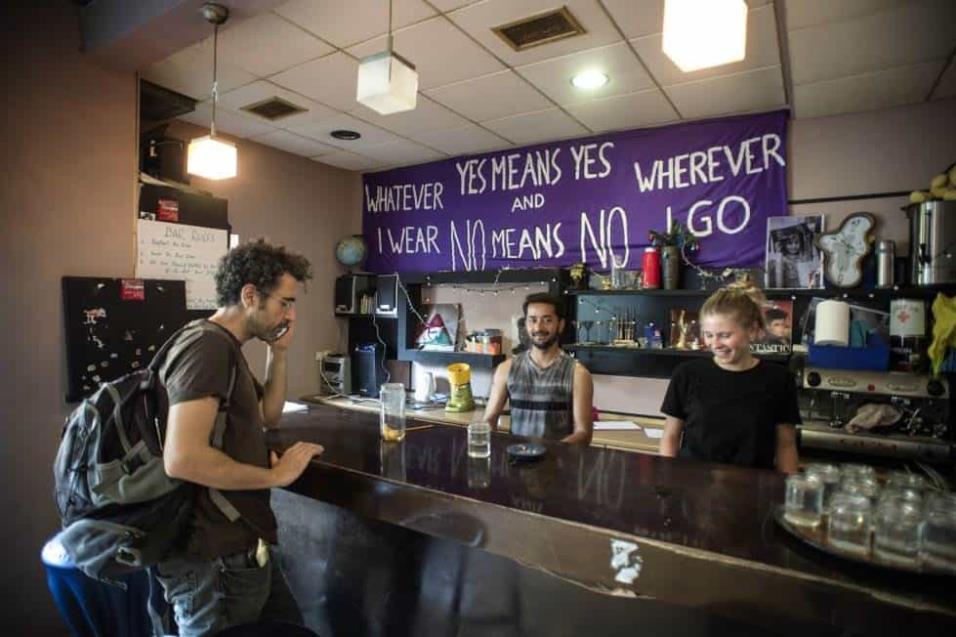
[162,320,277,560]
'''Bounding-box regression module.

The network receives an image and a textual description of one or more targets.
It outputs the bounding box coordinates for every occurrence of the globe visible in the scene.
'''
[335,235,368,268]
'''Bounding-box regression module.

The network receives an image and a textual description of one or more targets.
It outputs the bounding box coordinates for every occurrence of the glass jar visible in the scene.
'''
[380,382,406,441]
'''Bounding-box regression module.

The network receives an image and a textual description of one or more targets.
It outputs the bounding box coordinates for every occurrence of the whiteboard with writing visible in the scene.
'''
[136,219,228,310]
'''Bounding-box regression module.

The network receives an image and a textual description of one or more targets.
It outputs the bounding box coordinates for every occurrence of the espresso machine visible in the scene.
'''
[798,366,954,462]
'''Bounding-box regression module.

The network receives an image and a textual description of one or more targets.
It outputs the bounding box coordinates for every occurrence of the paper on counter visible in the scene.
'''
[282,401,309,413]
[643,428,664,439]
[594,420,641,431]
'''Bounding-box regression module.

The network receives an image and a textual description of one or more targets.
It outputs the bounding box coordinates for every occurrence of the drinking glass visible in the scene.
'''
[873,495,922,565]
[784,474,824,529]
[840,463,876,483]
[805,463,842,513]
[886,471,928,492]
[921,493,956,573]
[840,475,881,503]
[466,456,491,489]
[827,493,872,556]
[467,420,491,459]
[380,383,406,442]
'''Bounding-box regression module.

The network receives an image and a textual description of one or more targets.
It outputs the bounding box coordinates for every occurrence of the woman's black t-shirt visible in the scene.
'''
[660,358,801,470]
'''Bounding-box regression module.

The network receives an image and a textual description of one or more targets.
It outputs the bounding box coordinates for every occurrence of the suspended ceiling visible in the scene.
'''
[140,0,956,172]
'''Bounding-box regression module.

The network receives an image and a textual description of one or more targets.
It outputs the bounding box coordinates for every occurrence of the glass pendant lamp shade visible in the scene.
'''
[662,0,747,73]
[187,135,237,180]
[357,51,418,115]
[187,3,237,180]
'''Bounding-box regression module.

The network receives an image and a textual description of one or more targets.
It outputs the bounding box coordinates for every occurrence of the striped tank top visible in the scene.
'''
[507,349,575,440]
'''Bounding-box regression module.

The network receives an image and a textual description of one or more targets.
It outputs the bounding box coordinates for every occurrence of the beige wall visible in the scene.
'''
[0,4,358,632]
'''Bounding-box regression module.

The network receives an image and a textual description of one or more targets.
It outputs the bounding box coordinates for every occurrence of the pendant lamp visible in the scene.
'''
[356,0,418,115]
[187,3,237,180]
[662,0,747,73]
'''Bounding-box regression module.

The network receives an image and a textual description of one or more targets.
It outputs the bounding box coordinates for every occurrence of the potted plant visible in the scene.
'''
[648,223,699,289]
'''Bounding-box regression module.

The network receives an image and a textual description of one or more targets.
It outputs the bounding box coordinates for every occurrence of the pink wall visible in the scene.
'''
[0,4,359,631]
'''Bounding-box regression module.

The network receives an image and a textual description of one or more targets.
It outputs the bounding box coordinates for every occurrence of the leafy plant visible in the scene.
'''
[648,222,699,251]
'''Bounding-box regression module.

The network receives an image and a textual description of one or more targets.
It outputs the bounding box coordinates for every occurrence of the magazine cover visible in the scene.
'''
[414,304,461,351]
[752,300,794,354]
[765,215,825,289]
[669,309,701,350]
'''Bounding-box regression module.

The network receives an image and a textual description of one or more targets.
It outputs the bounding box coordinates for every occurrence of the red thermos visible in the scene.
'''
[642,247,661,289]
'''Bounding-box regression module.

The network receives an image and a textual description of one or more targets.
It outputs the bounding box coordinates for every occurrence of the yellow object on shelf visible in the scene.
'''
[446,363,475,412]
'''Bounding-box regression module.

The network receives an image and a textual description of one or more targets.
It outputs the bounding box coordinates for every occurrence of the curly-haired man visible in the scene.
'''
[155,239,322,635]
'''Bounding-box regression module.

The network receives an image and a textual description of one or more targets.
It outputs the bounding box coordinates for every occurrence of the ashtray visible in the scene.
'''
[506,442,547,461]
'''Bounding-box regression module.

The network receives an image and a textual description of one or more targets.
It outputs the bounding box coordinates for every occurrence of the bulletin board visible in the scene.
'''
[61,277,190,403]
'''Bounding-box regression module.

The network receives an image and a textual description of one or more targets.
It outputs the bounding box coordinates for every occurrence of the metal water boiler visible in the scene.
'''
[906,200,956,285]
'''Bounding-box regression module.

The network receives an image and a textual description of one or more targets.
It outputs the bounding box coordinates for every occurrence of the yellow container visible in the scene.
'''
[447,363,471,386]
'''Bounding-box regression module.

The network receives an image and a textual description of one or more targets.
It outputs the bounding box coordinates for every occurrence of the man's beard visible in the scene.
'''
[531,333,558,350]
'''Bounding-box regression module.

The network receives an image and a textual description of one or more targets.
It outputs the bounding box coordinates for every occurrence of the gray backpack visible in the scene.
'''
[53,320,241,586]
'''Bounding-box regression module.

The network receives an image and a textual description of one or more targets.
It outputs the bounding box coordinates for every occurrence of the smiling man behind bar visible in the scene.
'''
[483,293,594,444]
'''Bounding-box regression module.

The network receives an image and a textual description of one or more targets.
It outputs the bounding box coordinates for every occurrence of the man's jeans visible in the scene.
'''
[154,546,302,636]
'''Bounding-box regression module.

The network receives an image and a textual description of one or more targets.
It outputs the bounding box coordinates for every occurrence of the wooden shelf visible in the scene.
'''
[399,350,506,367]
[564,344,789,361]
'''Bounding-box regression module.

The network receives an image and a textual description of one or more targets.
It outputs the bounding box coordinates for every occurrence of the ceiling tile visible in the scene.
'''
[217,80,338,129]
[933,61,956,100]
[410,125,511,156]
[788,0,956,85]
[178,101,275,139]
[142,40,255,101]
[350,95,471,136]
[250,129,339,156]
[429,0,481,11]
[346,17,505,90]
[349,139,447,166]
[286,113,404,150]
[516,41,655,106]
[564,89,678,133]
[482,108,589,145]
[793,60,944,118]
[274,0,437,49]
[447,0,622,67]
[424,70,553,122]
[271,52,358,111]
[664,65,785,119]
[783,0,910,30]
[603,0,771,39]
[312,150,386,172]
[216,12,333,77]
[630,4,780,87]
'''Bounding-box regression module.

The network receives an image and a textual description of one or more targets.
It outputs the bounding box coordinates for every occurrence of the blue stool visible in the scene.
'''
[42,533,158,637]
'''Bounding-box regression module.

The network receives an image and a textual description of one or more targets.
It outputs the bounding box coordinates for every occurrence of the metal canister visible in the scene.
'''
[876,240,895,288]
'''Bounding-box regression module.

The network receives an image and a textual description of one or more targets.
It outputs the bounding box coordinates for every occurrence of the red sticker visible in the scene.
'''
[121,279,145,301]
[157,198,179,222]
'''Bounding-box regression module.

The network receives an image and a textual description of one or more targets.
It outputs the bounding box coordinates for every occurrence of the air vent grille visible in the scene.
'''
[493,7,585,51]
[241,97,306,121]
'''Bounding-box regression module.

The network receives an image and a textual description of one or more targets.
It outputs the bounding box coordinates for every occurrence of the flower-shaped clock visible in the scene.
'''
[815,212,876,288]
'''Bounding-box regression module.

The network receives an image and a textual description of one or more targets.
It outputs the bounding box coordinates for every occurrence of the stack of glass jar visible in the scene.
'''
[784,463,956,572]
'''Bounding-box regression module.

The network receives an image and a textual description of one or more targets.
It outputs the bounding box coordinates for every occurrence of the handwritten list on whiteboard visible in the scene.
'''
[136,219,228,310]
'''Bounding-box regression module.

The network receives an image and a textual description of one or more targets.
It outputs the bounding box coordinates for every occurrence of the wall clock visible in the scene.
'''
[816,212,876,288]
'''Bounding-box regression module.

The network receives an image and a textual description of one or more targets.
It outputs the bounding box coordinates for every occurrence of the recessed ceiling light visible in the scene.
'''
[571,70,608,90]
[330,129,361,140]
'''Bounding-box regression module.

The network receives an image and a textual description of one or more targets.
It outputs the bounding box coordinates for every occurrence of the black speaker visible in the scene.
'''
[375,274,398,316]
[353,343,385,398]
[335,275,369,314]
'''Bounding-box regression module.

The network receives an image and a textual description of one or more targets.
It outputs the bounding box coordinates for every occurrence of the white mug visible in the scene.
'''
[414,372,435,402]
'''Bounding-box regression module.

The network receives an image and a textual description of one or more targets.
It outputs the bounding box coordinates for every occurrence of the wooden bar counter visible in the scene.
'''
[268,402,955,636]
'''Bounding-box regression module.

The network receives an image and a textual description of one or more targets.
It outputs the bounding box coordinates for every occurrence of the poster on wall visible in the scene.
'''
[764,215,824,289]
[362,110,789,273]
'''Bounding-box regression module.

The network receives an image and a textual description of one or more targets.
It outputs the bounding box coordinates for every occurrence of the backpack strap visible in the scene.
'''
[158,320,243,523]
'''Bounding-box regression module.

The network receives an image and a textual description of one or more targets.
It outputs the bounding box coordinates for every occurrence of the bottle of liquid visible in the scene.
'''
[642,247,661,289]
[876,240,895,288]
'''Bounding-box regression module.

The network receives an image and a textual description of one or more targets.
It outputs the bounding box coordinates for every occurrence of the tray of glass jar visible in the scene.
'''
[774,464,956,575]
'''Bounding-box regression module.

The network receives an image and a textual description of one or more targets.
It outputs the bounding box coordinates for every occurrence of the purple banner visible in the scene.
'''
[363,110,788,273]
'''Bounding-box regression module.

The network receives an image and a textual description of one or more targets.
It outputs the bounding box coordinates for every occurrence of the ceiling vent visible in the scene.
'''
[241,97,307,121]
[492,6,585,51]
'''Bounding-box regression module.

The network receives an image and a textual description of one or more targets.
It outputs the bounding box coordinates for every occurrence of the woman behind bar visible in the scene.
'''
[659,285,799,473]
